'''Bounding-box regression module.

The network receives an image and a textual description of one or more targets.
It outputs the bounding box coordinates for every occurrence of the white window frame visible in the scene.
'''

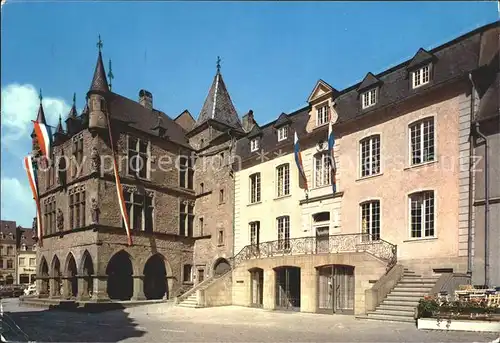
[409,191,435,239]
[250,138,259,152]
[409,117,435,166]
[360,200,381,242]
[316,103,329,126]
[412,64,430,89]
[249,173,261,204]
[277,216,290,251]
[360,135,381,177]
[361,88,377,109]
[276,164,290,197]
[250,221,260,246]
[277,126,288,142]
[314,152,331,188]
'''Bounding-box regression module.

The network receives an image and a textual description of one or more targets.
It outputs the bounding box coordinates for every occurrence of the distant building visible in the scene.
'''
[0,220,31,285]
[16,231,37,285]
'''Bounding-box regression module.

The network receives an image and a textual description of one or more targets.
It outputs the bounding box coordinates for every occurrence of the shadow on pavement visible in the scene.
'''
[2,302,146,342]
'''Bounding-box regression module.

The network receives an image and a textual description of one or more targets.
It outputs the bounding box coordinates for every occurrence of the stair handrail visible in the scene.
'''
[229,233,397,272]
[176,267,234,303]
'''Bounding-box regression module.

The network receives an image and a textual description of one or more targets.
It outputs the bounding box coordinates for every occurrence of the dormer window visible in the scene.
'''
[412,64,430,89]
[250,138,259,152]
[316,104,329,126]
[277,126,288,142]
[362,88,377,109]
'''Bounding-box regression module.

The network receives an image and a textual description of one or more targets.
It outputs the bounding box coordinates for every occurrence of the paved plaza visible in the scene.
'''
[1,298,499,342]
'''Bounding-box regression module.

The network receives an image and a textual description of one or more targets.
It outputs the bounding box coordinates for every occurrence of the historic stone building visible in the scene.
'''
[32,43,241,301]
[229,22,499,320]
[0,221,21,285]
[17,230,37,285]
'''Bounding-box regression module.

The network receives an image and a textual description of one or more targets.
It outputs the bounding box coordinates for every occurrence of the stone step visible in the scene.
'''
[389,292,427,297]
[368,309,415,317]
[398,281,436,286]
[178,303,200,308]
[377,304,417,312]
[385,295,424,302]
[381,300,420,307]
[400,278,438,283]
[393,288,432,293]
[357,314,415,323]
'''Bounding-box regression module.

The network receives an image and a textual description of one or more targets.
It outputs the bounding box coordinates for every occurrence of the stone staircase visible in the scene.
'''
[176,275,221,308]
[359,268,439,323]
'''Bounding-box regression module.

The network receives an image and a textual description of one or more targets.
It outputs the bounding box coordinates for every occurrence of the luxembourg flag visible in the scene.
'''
[24,155,43,245]
[328,119,337,194]
[294,131,308,192]
[32,120,53,157]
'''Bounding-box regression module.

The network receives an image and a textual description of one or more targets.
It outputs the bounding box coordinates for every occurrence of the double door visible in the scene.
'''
[317,265,354,314]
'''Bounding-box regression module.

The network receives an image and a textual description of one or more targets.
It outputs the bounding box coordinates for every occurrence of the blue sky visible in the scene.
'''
[1,1,497,227]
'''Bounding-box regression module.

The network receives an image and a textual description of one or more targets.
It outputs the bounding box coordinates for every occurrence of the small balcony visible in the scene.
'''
[232,233,397,272]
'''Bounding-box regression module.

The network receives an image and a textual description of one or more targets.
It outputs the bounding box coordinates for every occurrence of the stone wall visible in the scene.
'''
[200,272,233,307]
[232,252,387,315]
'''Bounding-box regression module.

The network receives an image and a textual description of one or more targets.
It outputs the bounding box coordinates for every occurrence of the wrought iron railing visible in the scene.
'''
[230,233,397,272]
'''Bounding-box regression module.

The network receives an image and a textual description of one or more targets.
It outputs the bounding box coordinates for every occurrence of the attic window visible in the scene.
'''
[277,126,288,142]
[316,104,329,126]
[412,64,430,89]
[250,138,259,152]
[362,88,377,109]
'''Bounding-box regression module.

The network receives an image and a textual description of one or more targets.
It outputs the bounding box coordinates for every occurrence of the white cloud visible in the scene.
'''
[0,176,35,227]
[1,83,70,144]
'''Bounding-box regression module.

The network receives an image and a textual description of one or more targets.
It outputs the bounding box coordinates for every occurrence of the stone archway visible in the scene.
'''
[65,253,78,298]
[213,258,231,277]
[38,256,49,296]
[143,254,168,300]
[80,250,94,299]
[51,255,62,297]
[106,250,133,300]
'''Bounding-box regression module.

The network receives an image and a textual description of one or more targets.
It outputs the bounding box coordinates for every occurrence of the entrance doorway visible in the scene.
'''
[249,268,264,307]
[317,265,354,314]
[20,274,30,284]
[106,250,133,300]
[274,266,300,311]
[197,269,205,283]
[213,258,231,277]
[143,254,168,300]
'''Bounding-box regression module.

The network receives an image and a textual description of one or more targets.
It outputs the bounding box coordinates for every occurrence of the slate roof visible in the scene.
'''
[89,51,109,93]
[31,102,47,137]
[406,48,436,70]
[106,92,191,148]
[195,71,241,129]
[356,72,382,92]
[0,220,18,244]
[273,112,291,128]
[476,57,499,122]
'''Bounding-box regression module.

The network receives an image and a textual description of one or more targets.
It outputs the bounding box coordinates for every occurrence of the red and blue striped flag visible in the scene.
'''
[24,155,43,245]
[294,131,308,192]
[328,119,337,194]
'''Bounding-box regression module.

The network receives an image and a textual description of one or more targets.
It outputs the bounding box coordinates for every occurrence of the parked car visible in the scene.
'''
[24,283,37,296]
[0,285,24,298]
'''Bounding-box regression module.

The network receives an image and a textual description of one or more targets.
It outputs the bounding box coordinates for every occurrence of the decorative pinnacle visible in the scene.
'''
[216,56,221,73]
[97,34,103,52]
[39,89,43,103]
[72,93,76,106]
[108,59,114,91]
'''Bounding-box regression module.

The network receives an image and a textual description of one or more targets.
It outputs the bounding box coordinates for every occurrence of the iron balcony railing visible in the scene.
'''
[230,233,397,272]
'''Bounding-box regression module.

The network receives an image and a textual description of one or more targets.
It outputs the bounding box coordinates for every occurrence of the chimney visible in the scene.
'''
[139,89,153,110]
[242,110,255,132]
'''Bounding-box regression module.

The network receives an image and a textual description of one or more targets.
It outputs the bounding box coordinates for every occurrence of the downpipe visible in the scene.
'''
[474,121,490,287]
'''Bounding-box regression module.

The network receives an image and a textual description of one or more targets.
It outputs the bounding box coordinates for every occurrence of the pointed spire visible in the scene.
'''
[108,59,114,91]
[89,35,109,93]
[56,114,64,133]
[195,62,241,129]
[35,89,47,124]
[67,93,78,118]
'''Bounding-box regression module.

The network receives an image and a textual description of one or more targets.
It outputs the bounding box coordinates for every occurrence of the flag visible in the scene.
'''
[32,120,53,157]
[328,119,337,194]
[105,113,133,246]
[294,131,308,191]
[24,155,43,245]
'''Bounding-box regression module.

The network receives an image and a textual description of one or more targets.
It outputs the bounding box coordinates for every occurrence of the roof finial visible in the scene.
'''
[97,34,103,52]
[216,56,221,74]
[39,88,43,103]
[72,92,76,107]
[108,59,114,91]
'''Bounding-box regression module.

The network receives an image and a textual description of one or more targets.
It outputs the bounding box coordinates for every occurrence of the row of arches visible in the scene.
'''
[38,250,169,301]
